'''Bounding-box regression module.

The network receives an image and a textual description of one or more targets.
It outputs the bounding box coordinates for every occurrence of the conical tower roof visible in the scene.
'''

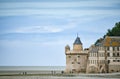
[65,45,70,48]
[73,36,82,45]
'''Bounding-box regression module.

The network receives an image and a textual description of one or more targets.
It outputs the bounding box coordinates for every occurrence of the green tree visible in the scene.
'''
[106,22,120,36]
[95,22,120,45]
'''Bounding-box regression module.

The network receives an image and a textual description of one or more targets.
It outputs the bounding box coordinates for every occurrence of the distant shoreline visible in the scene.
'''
[0,71,120,76]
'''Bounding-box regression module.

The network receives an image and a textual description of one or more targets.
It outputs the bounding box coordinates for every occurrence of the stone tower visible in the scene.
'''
[65,36,88,73]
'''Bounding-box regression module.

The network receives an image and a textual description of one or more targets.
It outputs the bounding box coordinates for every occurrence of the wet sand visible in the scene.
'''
[0,73,120,79]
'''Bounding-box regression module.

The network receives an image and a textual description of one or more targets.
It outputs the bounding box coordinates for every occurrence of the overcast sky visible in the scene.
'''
[0,0,120,66]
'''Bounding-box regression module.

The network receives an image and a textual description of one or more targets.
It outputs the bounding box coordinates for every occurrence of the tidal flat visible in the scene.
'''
[0,66,120,79]
[0,73,120,79]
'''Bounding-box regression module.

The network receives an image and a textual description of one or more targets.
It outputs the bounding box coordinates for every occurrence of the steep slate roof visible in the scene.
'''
[89,45,98,53]
[89,47,98,53]
[103,36,120,47]
[95,38,104,46]
[73,37,82,45]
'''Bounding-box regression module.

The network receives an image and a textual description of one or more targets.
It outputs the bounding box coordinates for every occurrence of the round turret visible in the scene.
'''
[65,45,70,53]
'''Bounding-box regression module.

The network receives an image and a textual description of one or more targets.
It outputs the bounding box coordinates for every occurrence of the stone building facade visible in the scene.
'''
[103,36,120,73]
[65,36,120,73]
[65,36,88,73]
[86,45,106,73]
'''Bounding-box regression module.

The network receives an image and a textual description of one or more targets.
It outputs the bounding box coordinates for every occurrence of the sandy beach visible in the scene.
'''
[0,73,120,79]
[0,66,120,79]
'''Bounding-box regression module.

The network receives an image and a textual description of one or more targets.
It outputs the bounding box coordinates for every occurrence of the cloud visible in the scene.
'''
[0,37,72,50]
[1,22,76,34]
[8,26,63,33]
[0,8,120,17]
[0,15,116,34]
[0,1,120,9]
[0,1,120,16]
[0,17,79,34]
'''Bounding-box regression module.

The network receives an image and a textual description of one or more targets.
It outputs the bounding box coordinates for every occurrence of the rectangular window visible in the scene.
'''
[117,53,119,56]
[113,60,116,62]
[108,60,110,64]
[113,53,115,57]
[115,47,117,51]
[69,56,71,58]
[107,53,110,57]
[74,59,76,61]
[72,69,76,72]
[117,47,119,51]
[107,47,109,51]
[113,47,115,51]
[72,62,74,64]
